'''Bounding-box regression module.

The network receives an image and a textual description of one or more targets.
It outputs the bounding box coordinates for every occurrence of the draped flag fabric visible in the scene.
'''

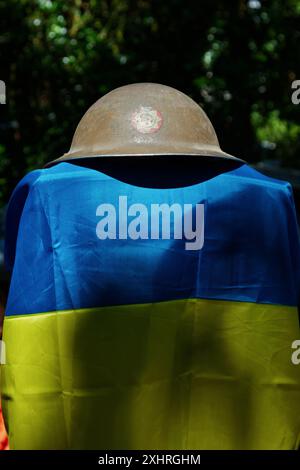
[2,161,300,449]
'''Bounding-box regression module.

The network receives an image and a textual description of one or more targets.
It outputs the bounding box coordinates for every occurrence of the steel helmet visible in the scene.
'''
[46,83,243,167]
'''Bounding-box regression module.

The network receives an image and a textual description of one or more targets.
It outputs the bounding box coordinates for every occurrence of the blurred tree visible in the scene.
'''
[0,0,299,205]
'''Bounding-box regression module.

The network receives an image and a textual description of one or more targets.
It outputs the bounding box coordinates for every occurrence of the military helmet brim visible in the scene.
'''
[45,83,245,168]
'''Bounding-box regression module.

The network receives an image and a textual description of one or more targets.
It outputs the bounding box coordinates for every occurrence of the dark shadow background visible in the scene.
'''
[0,0,299,204]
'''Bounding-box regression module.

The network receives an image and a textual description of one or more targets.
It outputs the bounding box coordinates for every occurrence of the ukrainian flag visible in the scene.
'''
[1,162,300,449]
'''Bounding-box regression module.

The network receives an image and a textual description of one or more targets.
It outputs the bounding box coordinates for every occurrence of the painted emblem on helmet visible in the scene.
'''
[131,106,163,134]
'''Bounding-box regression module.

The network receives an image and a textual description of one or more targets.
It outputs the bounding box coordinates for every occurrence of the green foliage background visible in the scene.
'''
[0,0,299,205]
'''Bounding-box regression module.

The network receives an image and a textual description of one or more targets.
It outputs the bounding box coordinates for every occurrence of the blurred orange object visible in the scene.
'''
[0,406,8,450]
